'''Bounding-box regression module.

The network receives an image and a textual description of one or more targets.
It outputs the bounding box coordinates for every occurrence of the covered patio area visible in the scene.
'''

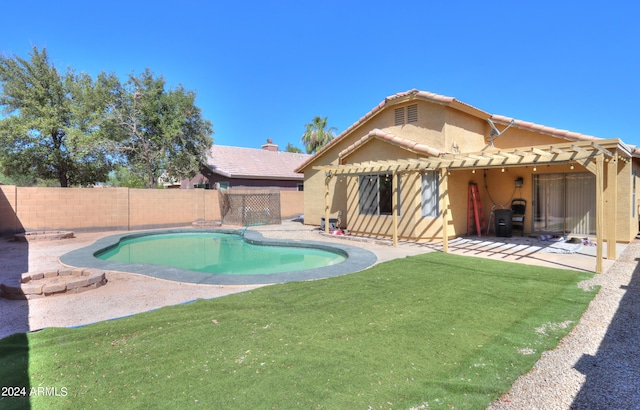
[318,139,635,273]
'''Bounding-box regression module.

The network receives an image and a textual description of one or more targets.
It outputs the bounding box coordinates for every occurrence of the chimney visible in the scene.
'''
[261,138,278,151]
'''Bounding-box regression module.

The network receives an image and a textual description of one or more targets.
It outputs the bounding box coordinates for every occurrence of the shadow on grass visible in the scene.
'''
[0,333,32,409]
[572,255,640,408]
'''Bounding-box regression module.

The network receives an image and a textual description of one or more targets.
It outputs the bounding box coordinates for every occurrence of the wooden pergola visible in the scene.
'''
[317,139,631,273]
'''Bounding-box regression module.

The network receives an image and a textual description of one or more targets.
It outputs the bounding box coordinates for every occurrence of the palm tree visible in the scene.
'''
[301,116,337,154]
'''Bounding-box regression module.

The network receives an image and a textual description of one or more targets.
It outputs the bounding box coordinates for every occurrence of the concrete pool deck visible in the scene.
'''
[0,219,625,339]
[59,228,378,285]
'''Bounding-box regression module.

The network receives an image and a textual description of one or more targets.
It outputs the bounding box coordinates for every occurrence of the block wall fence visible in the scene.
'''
[0,185,304,236]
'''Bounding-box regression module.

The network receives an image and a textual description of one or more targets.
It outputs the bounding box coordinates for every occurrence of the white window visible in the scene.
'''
[359,174,401,216]
[421,172,439,217]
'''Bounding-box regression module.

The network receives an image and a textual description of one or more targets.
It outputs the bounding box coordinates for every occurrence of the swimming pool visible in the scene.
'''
[96,232,346,274]
[61,229,377,285]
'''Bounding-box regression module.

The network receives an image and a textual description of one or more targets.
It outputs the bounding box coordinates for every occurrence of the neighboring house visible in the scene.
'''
[296,89,640,273]
[184,139,311,191]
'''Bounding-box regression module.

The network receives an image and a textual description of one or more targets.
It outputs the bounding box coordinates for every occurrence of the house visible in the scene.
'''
[296,89,640,273]
[184,139,311,190]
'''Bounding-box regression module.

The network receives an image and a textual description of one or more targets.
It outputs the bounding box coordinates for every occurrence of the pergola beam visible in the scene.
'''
[318,141,614,175]
[314,140,622,274]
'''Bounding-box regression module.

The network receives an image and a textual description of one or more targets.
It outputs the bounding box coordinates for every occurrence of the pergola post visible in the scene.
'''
[606,153,618,260]
[595,155,604,273]
[392,171,398,247]
[441,169,449,253]
[324,173,331,233]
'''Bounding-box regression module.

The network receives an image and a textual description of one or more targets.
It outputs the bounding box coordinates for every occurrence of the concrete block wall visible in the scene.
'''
[0,186,304,236]
[0,185,19,235]
[12,187,129,233]
[280,190,305,219]
[129,188,208,230]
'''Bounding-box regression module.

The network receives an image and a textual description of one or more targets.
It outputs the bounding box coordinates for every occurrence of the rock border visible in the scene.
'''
[0,268,107,300]
[191,220,222,228]
[14,231,75,242]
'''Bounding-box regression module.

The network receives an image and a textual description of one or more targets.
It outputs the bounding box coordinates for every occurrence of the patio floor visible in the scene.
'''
[255,221,627,274]
[437,234,626,273]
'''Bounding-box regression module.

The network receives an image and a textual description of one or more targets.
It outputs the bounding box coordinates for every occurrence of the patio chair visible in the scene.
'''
[511,199,526,236]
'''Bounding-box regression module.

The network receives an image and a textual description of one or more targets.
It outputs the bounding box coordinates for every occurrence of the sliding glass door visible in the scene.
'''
[533,173,595,236]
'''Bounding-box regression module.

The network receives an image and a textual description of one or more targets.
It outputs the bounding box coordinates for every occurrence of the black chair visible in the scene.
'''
[511,199,526,236]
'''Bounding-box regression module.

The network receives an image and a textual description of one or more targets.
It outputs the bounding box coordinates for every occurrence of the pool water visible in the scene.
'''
[96,232,346,275]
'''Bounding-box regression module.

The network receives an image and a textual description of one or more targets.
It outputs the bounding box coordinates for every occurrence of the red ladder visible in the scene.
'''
[467,183,486,236]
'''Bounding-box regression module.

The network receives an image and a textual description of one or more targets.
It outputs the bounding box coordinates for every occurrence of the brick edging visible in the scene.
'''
[0,268,107,300]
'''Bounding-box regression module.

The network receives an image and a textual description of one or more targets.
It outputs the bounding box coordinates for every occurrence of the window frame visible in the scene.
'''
[358,173,401,216]
[421,171,440,218]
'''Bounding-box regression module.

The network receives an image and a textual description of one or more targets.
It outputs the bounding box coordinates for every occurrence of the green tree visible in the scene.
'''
[0,47,117,187]
[301,116,336,154]
[107,69,213,188]
[106,165,147,188]
[284,142,302,153]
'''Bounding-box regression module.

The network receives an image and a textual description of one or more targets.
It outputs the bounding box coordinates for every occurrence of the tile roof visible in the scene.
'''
[490,116,638,156]
[204,145,312,180]
[489,114,600,142]
[339,128,444,160]
[296,89,640,172]
[296,89,489,172]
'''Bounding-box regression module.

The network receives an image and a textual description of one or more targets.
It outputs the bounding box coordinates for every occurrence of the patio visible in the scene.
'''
[432,234,627,273]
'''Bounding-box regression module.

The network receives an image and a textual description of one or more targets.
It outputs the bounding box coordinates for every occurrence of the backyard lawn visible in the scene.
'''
[0,252,597,409]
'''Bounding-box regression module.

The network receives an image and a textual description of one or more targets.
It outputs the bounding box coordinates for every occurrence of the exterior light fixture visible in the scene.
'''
[533,165,537,172]
[472,168,476,174]
[501,167,505,173]
[570,162,575,170]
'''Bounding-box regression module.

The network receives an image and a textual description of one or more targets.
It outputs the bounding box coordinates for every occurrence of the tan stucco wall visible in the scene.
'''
[615,157,637,241]
[302,100,490,236]
[382,103,447,148]
[302,96,638,243]
[345,172,425,240]
[444,109,488,153]
[492,127,566,150]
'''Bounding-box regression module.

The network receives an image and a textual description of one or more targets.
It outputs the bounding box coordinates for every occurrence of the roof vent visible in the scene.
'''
[394,108,405,126]
[407,104,418,123]
[395,104,418,126]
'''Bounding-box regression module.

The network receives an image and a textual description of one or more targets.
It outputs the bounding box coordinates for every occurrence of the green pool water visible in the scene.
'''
[96,232,346,275]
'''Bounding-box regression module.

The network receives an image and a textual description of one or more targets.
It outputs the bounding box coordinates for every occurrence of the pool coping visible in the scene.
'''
[59,228,378,285]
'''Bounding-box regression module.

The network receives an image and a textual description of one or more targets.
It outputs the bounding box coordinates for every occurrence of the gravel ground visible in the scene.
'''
[1,223,638,408]
[487,239,640,410]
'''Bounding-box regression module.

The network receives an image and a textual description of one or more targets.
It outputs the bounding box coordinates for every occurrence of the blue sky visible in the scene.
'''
[3,1,639,150]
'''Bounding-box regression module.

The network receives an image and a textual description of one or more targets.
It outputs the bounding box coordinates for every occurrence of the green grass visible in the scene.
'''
[0,252,597,409]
